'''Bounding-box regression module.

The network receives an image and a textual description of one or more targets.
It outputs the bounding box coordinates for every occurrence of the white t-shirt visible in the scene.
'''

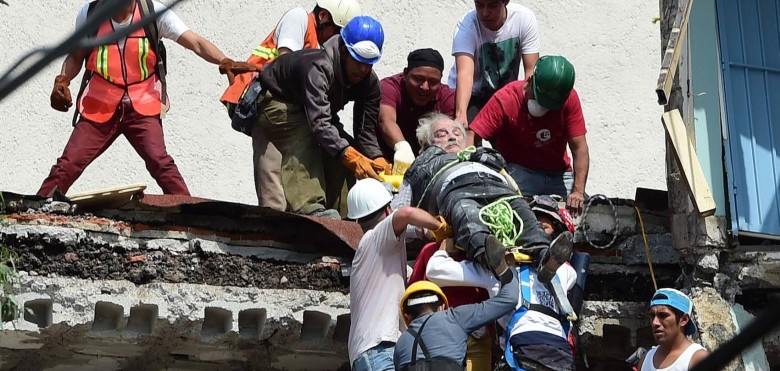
[447,2,540,97]
[425,251,576,341]
[508,264,576,340]
[641,343,706,371]
[348,213,408,365]
[273,7,311,52]
[75,1,190,44]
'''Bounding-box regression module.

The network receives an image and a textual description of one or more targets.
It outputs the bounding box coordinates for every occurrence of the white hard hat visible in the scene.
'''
[347,178,393,220]
[316,0,362,28]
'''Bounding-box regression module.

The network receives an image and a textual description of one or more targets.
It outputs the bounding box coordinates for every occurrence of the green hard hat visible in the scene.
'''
[532,56,576,110]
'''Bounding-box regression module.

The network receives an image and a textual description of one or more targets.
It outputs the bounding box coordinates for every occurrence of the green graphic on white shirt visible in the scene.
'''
[478,37,522,97]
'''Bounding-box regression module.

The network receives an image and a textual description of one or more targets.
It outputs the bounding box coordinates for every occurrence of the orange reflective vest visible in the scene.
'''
[78,2,161,124]
[219,12,320,107]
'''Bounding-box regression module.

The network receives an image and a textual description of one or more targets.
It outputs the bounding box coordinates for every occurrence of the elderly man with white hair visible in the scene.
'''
[393,113,571,280]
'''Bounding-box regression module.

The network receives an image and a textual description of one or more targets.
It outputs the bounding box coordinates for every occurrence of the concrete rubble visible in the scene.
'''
[1,275,351,370]
[1,192,777,369]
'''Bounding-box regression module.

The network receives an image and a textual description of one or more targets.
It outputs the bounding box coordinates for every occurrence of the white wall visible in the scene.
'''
[0,0,665,204]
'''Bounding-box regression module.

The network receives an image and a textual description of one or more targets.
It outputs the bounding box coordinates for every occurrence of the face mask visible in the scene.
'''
[527,99,549,117]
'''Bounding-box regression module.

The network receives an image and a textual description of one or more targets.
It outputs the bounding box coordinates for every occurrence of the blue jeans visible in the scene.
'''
[506,163,574,198]
[352,342,395,371]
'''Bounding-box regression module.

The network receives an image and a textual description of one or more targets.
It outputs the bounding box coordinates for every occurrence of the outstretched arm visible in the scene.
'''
[176,30,227,64]
[567,134,589,215]
[392,206,442,238]
[453,53,474,126]
[449,269,518,334]
[426,247,498,296]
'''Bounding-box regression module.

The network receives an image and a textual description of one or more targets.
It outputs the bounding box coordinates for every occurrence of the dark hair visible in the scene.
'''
[356,202,390,223]
[404,292,441,319]
[669,306,685,323]
[653,305,686,325]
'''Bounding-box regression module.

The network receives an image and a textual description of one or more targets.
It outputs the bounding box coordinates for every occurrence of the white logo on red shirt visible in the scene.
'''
[536,129,552,142]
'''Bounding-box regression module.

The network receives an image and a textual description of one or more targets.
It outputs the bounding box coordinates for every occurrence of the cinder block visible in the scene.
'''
[332,314,350,343]
[238,309,266,339]
[92,301,123,332]
[24,299,53,328]
[603,324,632,354]
[300,310,331,341]
[201,307,232,337]
[126,304,158,334]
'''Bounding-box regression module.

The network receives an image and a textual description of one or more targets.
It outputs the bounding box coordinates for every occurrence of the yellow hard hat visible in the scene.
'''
[399,281,449,325]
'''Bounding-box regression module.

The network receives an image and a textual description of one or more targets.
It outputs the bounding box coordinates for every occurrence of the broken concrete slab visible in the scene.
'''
[695,251,719,274]
[189,238,321,264]
[692,287,743,371]
[146,238,188,253]
[0,224,86,246]
[617,233,679,265]
[731,303,770,371]
[723,250,780,290]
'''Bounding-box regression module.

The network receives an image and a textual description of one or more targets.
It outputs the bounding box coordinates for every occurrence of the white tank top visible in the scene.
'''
[641,343,706,371]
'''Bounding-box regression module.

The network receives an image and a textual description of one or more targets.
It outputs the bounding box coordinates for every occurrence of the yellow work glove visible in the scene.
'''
[341,146,384,180]
[392,141,415,175]
[431,215,453,244]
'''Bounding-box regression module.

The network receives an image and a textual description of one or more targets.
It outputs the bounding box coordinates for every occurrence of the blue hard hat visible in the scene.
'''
[340,15,384,65]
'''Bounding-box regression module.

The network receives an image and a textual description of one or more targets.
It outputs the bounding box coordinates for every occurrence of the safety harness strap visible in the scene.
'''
[408,314,434,362]
[137,0,167,116]
[505,265,531,371]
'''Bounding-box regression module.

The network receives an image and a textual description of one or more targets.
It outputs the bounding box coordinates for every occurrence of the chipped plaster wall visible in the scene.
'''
[0,0,663,204]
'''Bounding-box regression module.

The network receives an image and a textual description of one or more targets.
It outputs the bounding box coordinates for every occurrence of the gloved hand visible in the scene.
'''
[392,140,415,175]
[341,146,385,180]
[373,157,392,175]
[50,74,72,112]
[219,58,259,85]
[430,215,453,243]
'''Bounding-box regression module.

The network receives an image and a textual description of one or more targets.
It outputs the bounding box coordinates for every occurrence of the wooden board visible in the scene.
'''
[67,183,147,210]
[656,0,694,105]
[662,110,716,216]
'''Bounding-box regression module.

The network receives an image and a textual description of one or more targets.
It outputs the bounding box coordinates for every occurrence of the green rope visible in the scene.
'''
[456,146,476,161]
[479,196,524,247]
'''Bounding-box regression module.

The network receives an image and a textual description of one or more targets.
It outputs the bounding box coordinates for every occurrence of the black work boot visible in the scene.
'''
[537,231,573,283]
[482,235,512,284]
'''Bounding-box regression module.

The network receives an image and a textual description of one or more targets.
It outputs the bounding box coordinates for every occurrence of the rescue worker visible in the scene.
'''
[393,262,517,370]
[405,195,577,371]
[40,0,252,197]
[449,0,540,125]
[378,48,455,175]
[638,289,708,371]
[346,178,450,371]
[219,0,361,210]
[426,234,578,370]
[255,16,387,219]
[529,195,575,237]
[393,113,566,279]
[468,56,590,215]
[408,238,492,371]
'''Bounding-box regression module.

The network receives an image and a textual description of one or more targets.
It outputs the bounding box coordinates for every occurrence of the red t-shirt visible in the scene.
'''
[408,242,490,308]
[470,80,586,172]
[380,73,456,158]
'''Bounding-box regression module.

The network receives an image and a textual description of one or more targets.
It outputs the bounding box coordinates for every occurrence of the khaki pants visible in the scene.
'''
[466,334,492,371]
[252,127,286,210]
[255,92,349,215]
